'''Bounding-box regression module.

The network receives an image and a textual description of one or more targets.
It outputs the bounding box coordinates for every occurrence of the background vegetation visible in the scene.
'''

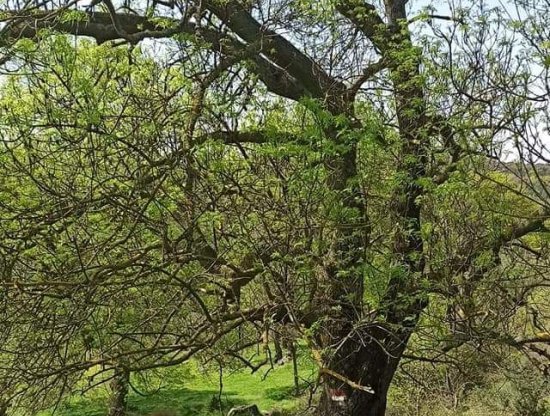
[0,1,549,415]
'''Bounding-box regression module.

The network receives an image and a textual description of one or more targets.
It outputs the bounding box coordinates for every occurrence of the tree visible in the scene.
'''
[0,1,549,415]
[0,38,273,414]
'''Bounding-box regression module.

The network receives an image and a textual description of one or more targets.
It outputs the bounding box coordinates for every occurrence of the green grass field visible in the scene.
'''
[41,358,316,416]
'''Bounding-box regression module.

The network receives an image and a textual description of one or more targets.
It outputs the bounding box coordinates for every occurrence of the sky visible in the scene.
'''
[0,0,548,161]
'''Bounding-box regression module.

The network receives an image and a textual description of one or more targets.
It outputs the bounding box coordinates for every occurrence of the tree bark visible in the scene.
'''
[290,342,300,395]
[0,401,9,416]
[108,367,130,416]
[273,331,284,363]
[316,317,422,416]
[316,2,428,415]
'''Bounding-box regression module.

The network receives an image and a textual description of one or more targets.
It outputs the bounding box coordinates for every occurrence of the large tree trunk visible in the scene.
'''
[315,2,428,414]
[316,332,405,416]
[316,298,425,416]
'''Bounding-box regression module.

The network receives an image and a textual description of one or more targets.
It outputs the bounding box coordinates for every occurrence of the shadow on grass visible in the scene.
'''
[263,383,309,402]
[55,387,247,416]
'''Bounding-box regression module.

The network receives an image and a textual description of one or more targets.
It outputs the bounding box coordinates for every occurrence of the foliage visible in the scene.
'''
[0,1,549,416]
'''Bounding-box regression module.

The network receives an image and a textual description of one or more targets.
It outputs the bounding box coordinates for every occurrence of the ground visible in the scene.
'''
[39,358,313,416]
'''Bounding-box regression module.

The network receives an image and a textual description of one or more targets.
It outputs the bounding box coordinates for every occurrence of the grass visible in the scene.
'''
[40,356,316,416]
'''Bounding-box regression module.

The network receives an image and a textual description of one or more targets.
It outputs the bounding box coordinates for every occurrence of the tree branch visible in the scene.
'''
[0,10,308,100]
[1,11,182,44]
[497,213,550,249]
[205,1,344,101]
[348,57,388,99]
[335,0,387,51]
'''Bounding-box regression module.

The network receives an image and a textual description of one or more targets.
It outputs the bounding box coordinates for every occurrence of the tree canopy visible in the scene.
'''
[0,1,549,415]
